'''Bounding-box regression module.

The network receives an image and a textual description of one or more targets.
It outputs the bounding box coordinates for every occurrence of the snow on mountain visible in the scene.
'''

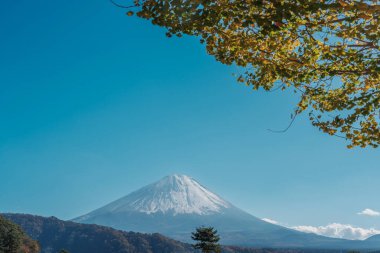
[89,174,231,215]
[73,174,380,249]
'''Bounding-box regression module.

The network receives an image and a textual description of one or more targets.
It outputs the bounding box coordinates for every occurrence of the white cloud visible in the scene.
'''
[358,208,380,217]
[262,218,279,225]
[292,223,380,240]
[261,217,380,240]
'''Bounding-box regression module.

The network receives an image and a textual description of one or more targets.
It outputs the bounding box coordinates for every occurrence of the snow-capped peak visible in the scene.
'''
[97,174,231,215]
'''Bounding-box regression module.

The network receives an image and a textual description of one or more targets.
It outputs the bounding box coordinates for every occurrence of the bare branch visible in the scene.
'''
[109,0,135,9]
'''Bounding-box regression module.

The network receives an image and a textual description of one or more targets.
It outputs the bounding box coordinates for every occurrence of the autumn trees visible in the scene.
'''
[119,0,380,148]
[0,216,39,253]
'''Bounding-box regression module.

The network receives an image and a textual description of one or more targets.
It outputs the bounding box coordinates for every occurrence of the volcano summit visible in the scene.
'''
[85,174,231,216]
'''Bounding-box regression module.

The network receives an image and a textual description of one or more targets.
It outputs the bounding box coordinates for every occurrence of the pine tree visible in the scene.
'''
[191,226,221,253]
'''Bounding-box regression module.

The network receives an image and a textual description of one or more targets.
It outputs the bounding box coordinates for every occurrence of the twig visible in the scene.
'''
[267,111,298,133]
[109,0,135,9]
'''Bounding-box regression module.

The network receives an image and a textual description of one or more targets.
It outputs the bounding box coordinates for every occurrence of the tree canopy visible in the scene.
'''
[191,226,221,253]
[119,0,380,148]
[0,216,39,253]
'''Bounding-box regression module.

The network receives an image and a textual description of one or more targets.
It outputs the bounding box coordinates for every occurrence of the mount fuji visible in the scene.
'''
[73,174,380,249]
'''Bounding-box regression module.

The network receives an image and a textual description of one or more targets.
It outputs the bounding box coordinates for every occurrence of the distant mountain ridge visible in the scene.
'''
[3,213,368,253]
[3,213,194,253]
[367,235,380,242]
[73,174,380,249]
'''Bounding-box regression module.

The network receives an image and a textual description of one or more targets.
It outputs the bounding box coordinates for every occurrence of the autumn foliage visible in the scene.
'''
[0,215,39,253]
[122,0,380,148]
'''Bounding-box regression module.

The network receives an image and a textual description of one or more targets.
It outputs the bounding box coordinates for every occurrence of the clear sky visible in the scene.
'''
[1,0,379,240]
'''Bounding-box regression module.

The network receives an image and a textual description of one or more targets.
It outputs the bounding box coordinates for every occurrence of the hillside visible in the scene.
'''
[0,215,40,253]
[3,213,194,253]
[3,213,355,253]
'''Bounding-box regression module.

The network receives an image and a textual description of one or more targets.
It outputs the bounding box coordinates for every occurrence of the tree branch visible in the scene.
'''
[109,0,135,9]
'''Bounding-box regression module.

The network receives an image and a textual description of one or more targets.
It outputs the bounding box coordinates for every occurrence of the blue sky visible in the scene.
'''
[1,0,379,239]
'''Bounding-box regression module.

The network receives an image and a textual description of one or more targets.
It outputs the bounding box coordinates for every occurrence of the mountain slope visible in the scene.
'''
[74,174,380,249]
[4,213,195,253]
[367,235,380,242]
[0,213,353,253]
[81,174,231,216]
[0,215,40,253]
